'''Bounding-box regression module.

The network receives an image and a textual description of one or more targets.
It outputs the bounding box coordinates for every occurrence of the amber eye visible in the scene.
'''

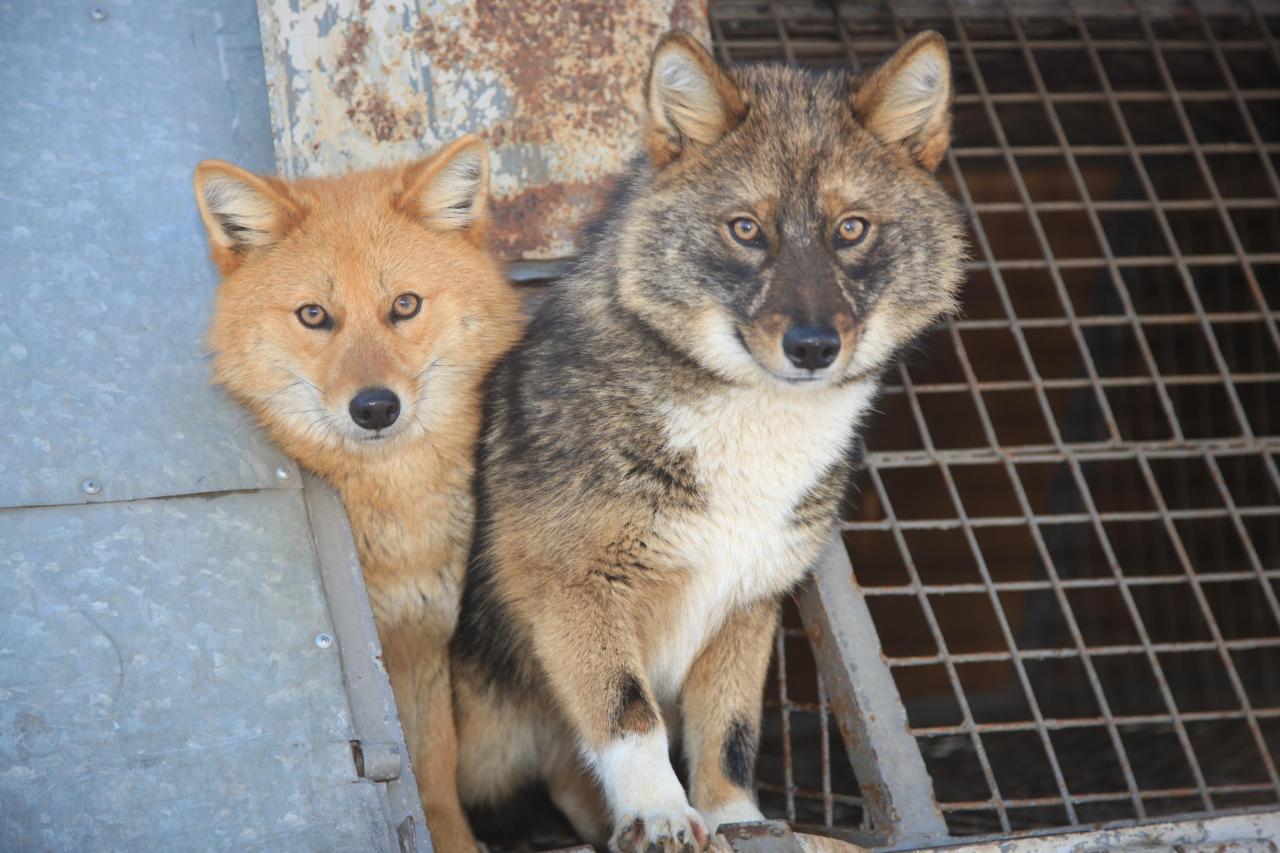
[729,217,765,247]
[296,304,331,329]
[391,292,422,322]
[835,215,871,247]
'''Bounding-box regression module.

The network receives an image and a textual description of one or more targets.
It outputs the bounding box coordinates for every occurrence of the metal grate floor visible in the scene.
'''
[711,0,1280,841]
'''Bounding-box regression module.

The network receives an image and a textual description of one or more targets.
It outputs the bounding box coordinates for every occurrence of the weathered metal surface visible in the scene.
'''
[721,820,807,853]
[796,536,950,848]
[256,0,709,259]
[303,471,432,852]
[0,490,394,850]
[918,809,1280,852]
[775,810,1280,852]
[0,0,296,509]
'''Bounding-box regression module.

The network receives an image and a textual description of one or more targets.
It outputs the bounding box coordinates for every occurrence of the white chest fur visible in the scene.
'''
[647,379,877,700]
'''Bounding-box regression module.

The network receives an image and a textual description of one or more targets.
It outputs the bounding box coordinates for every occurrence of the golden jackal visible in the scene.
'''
[195,136,522,852]
[450,31,965,852]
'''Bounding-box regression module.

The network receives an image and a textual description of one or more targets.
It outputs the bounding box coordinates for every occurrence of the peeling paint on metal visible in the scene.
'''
[257,0,709,259]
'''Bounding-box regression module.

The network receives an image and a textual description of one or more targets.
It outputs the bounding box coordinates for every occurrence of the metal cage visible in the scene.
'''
[715,0,1280,846]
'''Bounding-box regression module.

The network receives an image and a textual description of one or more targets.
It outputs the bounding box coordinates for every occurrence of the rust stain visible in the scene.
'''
[412,0,710,257]
[264,0,709,259]
[489,177,617,259]
[333,20,370,99]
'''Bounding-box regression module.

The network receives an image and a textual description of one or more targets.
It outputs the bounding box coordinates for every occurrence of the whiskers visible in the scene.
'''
[260,363,342,444]
[406,357,482,438]
[262,361,326,408]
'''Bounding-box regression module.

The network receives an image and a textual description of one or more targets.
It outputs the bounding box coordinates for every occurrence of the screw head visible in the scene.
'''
[770,826,785,837]
[90,6,106,21]
[81,479,102,496]
[314,633,333,649]
[275,465,291,481]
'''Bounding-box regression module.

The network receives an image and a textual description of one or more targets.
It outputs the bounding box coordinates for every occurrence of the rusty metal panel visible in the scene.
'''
[257,0,708,260]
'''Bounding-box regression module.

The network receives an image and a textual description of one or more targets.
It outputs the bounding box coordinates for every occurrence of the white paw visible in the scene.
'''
[610,803,710,853]
[702,797,765,834]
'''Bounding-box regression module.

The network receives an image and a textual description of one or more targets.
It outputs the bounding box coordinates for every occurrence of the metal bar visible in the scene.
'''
[1174,2,1280,354]
[931,785,1280,811]
[965,198,1280,212]
[863,576,1280,594]
[952,314,1279,328]
[951,142,1280,156]
[301,472,432,853]
[854,441,1280,468]
[900,809,1280,851]
[961,251,1280,267]
[879,372,1280,394]
[1133,452,1280,796]
[817,673,835,827]
[1058,449,1216,810]
[795,537,951,846]
[1077,2,1257,439]
[1202,452,1280,629]
[1247,0,1280,68]
[905,707,1280,736]
[948,1,1125,445]
[710,37,1280,52]
[776,624,798,824]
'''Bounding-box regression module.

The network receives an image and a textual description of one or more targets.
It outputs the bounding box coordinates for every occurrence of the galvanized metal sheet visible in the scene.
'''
[0,1,295,509]
[257,0,709,259]
[301,471,431,852]
[0,489,394,851]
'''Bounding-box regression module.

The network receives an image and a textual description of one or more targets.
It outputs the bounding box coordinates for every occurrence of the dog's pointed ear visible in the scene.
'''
[397,135,490,244]
[854,31,953,171]
[645,31,746,169]
[194,160,302,275]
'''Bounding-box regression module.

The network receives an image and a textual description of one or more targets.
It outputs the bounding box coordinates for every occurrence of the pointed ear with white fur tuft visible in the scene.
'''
[194,160,302,274]
[645,31,746,168]
[397,135,490,241]
[853,31,953,171]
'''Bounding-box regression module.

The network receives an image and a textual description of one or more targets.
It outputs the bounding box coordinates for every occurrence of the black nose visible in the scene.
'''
[348,387,400,431]
[783,324,841,370]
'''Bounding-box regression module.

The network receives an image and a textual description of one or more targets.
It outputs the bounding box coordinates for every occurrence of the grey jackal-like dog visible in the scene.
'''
[450,29,966,852]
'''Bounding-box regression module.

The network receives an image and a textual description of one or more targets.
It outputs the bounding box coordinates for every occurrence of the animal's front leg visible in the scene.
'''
[681,598,779,833]
[382,618,478,853]
[528,571,708,853]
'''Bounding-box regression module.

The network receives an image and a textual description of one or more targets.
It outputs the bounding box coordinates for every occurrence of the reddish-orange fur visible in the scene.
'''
[195,136,523,852]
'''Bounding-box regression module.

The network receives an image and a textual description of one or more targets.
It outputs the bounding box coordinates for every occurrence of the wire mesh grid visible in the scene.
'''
[711,0,1280,840]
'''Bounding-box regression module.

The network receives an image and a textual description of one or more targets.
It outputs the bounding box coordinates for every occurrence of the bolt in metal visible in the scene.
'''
[770,826,785,837]
[90,7,106,21]
[314,633,333,649]
[81,479,101,496]
[275,465,291,481]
